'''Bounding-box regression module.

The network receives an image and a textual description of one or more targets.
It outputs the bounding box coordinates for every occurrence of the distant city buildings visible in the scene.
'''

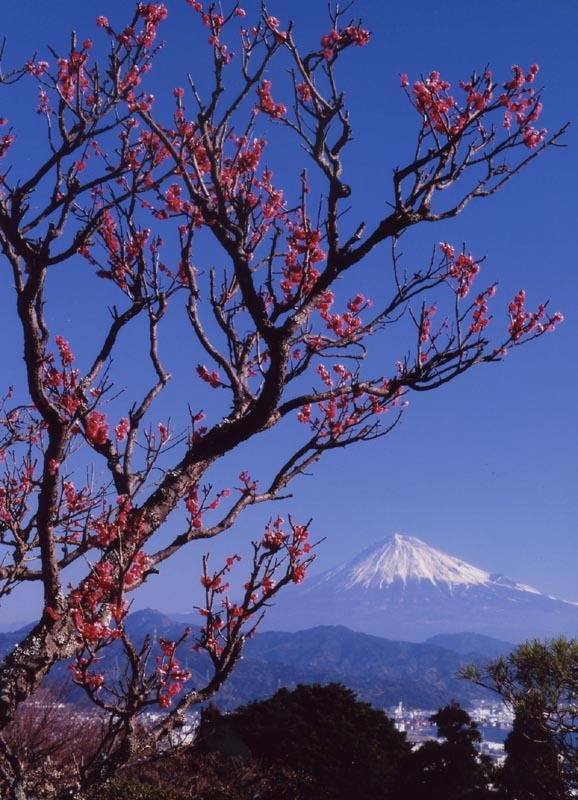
[389,699,513,760]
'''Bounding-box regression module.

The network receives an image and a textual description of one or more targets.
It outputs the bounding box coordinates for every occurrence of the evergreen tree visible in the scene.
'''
[227,683,411,800]
[466,637,578,798]
[398,702,495,800]
[497,709,569,799]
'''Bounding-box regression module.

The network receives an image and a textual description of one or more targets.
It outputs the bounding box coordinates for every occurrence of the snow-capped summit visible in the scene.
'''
[264,534,578,643]
[343,533,492,590]
[320,534,544,597]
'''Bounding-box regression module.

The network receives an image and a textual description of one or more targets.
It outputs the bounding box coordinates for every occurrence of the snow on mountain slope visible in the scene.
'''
[342,534,493,589]
[321,533,542,595]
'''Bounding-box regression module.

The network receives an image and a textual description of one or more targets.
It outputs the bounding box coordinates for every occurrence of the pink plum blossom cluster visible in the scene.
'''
[440,242,481,298]
[402,64,546,147]
[320,24,370,59]
[500,64,545,147]
[508,290,563,341]
[156,634,192,708]
[257,80,287,119]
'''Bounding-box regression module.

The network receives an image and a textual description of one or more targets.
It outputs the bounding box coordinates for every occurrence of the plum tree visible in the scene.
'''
[0,2,566,796]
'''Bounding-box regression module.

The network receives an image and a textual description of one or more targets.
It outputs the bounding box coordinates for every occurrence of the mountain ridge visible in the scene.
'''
[0,611,504,711]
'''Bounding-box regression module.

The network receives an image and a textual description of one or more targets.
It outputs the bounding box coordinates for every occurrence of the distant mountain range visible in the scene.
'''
[0,609,510,711]
[262,533,578,643]
[238,625,505,710]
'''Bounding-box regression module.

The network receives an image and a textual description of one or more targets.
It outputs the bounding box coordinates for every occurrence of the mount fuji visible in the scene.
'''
[264,534,578,643]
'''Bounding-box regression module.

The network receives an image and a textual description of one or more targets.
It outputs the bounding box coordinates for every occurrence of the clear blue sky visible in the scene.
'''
[0,0,576,627]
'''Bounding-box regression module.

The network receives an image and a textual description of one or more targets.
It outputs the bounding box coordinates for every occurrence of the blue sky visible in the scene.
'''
[0,0,576,627]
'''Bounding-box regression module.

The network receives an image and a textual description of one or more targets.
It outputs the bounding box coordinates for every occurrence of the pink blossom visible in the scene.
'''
[115,418,130,441]
[86,412,109,445]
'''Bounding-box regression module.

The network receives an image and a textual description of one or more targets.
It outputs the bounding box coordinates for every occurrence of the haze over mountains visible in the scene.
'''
[263,534,578,643]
